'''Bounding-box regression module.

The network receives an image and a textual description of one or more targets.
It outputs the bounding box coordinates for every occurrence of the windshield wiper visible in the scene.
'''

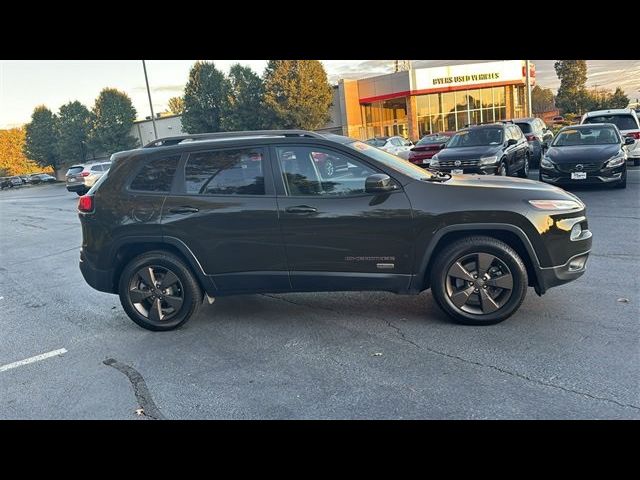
[421,171,451,182]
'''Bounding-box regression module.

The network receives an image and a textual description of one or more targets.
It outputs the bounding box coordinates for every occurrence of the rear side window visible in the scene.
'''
[185,148,265,195]
[130,154,181,192]
[515,122,532,134]
[67,166,83,175]
[90,164,103,172]
[584,115,638,131]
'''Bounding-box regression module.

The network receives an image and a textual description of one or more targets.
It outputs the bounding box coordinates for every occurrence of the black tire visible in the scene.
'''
[118,250,203,331]
[76,190,84,196]
[517,153,530,178]
[430,236,528,325]
[497,161,508,177]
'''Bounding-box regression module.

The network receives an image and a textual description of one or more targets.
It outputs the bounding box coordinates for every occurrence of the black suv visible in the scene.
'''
[78,130,592,331]
[429,123,530,177]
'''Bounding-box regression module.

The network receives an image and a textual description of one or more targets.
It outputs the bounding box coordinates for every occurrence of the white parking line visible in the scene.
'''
[0,348,67,373]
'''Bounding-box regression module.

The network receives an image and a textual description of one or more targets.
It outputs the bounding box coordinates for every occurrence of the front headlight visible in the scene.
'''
[605,151,626,168]
[540,156,555,169]
[528,199,582,211]
[479,155,498,165]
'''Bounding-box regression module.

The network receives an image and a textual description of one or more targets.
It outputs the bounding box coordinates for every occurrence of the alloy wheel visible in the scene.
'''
[499,163,507,176]
[128,265,184,323]
[445,252,514,315]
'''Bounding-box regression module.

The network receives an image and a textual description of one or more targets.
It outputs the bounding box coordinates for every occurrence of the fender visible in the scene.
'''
[109,235,217,295]
[411,223,544,294]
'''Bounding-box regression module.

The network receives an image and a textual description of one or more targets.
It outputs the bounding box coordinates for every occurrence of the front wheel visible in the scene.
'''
[118,251,203,331]
[498,162,508,176]
[430,236,528,325]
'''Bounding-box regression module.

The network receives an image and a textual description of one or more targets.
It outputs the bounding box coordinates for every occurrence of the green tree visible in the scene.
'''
[56,101,93,164]
[168,96,185,115]
[262,60,333,130]
[23,106,60,172]
[554,60,588,114]
[603,87,630,109]
[89,88,138,155]
[531,85,555,113]
[223,64,265,131]
[181,61,230,133]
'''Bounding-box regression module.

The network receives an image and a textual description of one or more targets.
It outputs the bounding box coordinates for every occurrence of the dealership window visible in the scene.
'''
[360,97,408,140]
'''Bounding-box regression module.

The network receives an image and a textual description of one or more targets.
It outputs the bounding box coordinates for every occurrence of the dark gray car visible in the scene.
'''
[511,117,554,168]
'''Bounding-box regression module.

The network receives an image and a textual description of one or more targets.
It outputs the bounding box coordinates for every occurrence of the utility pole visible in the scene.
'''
[142,60,158,140]
[525,60,532,117]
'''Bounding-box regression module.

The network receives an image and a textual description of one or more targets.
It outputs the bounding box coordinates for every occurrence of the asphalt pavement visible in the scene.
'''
[0,169,638,419]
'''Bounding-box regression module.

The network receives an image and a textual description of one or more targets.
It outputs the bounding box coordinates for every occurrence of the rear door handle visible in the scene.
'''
[169,206,199,214]
[285,205,318,214]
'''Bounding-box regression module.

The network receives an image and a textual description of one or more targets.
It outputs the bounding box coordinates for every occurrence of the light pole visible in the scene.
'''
[525,60,532,117]
[142,60,158,140]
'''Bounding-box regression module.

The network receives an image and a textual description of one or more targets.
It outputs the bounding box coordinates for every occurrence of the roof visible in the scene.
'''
[584,108,637,117]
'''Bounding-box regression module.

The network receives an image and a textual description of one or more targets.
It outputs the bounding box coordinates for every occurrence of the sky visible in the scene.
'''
[1,60,638,129]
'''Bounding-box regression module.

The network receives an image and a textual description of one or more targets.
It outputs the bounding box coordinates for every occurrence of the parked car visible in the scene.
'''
[30,173,57,184]
[430,123,530,177]
[552,116,565,124]
[78,129,591,331]
[539,124,631,188]
[6,176,24,187]
[365,136,414,156]
[581,109,640,166]
[66,162,111,195]
[407,132,455,167]
[0,177,11,189]
[509,118,554,168]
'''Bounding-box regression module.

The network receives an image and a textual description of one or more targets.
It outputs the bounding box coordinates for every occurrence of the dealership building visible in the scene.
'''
[321,60,536,141]
[131,60,535,145]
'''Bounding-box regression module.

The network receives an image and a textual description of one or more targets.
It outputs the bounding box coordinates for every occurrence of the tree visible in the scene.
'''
[168,96,185,115]
[181,61,230,134]
[89,88,138,155]
[56,101,93,164]
[531,85,555,113]
[605,87,630,109]
[262,60,333,130]
[554,60,588,114]
[223,64,265,131]
[0,128,41,176]
[23,106,60,172]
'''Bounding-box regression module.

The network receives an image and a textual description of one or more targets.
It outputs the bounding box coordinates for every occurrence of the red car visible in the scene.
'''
[408,132,455,167]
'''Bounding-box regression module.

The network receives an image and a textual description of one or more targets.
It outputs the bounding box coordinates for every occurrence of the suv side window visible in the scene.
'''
[90,164,103,172]
[276,146,376,197]
[185,147,265,196]
[129,154,181,192]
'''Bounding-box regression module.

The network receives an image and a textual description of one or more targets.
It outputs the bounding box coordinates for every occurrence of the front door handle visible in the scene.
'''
[285,205,318,214]
[169,206,199,214]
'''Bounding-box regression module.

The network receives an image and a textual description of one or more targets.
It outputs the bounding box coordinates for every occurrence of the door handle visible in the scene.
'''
[285,205,318,214]
[169,206,199,214]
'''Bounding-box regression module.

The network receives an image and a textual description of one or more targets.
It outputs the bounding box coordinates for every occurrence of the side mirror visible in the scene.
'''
[365,174,397,193]
[624,137,635,146]
[506,138,518,147]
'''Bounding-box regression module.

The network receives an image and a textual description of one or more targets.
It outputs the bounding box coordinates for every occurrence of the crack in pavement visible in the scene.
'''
[261,292,640,412]
[103,358,166,420]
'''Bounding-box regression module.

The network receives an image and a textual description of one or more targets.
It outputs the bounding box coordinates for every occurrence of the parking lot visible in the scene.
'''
[0,169,638,420]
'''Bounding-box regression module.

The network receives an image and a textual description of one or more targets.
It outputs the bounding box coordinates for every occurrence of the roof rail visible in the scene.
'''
[142,130,326,148]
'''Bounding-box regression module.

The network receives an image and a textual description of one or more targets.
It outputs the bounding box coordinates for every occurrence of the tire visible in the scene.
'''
[518,153,530,178]
[76,190,84,196]
[498,161,507,177]
[430,236,528,325]
[118,250,203,331]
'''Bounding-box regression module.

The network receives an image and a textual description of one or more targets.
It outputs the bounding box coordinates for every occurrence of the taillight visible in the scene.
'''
[80,171,90,177]
[78,195,94,213]
[525,134,536,142]
[625,132,640,140]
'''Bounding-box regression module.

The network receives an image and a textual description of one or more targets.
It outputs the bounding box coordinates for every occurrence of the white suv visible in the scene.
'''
[65,162,111,195]
[581,109,640,166]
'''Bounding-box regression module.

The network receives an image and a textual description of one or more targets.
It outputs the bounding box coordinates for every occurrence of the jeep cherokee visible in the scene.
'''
[78,130,592,331]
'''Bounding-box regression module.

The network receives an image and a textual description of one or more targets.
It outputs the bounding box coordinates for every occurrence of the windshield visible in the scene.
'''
[583,115,638,131]
[417,134,451,145]
[365,138,387,147]
[346,141,431,180]
[552,126,620,146]
[447,128,503,148]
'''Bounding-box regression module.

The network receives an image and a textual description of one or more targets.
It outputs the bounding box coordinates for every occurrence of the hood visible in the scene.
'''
[444,173,575,195]
[437,145,502,160]
[546,144,620,163]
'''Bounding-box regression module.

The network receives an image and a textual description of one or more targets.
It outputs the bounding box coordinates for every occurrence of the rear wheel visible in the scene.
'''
[118,251,203,331]
[518,153,530,178]
[430,236,528,325]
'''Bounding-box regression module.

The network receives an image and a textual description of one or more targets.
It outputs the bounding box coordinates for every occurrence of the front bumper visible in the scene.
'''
[536,251,590,295]
[540,165,625,185]
[432,164,498,175]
